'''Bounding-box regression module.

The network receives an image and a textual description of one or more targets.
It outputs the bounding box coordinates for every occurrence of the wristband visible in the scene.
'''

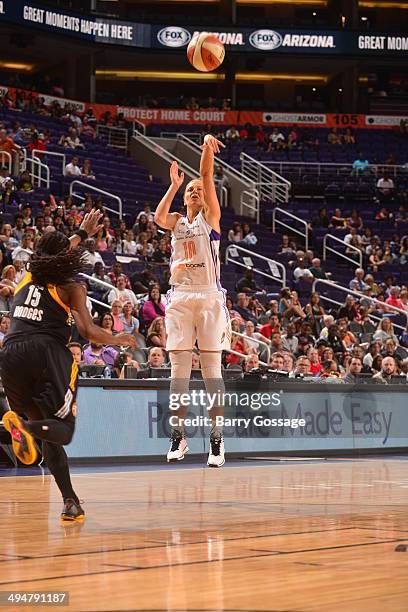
[75,229,89,242]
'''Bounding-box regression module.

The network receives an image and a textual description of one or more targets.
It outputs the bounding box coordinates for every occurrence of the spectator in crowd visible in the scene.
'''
[109,261,131,289]
[141,347,166,369]
[142,286,165,327]
[385,287,403,310]
[11,232,33,264]
[282,323,298,354]
[376,173,394,202]
[228,222,243,242]
[81,159,95,180]
[112,352,140,379]
[269,352,285,370]
[241,223,257,246]
[83,238,104,268]
[312,207,330,228]
[68,342,83,365]
[278,234,296,255]
[293,257,314,282]
[244,353,260,372]
[59,127,85,150]
[119,301,139,335]
[330,208,347,229]
[294,356,312,376]
[226,295,244,324]
[88,261,110,298]
[64,155,81,177]
[259,313,281,340]
[318,360,341,380]
[373,356,398,383]
[235,293,258,324]
[382,338,403,367]
[110,300,125,333]
[373,317,399,345]
[309,258,329,280]
[236,269,260,294]
[0,314,10,346]
[347,209,364,231]
[305,292,325,334]
[108,274,138,308]
[279,287,306,321]
[122,230,138,255]
[146,316,166,348]
[363,340,382,369]
[268,127,286,151]
[226,319,247,366]
[327,128,341,145]
[282,352,295,376]
[349,268,368,292]
[307,347,322,376]
[191,349,200,370]
[83,342,118,366]
[337,295,358,321]
[243,320,265,354]
[352,153,370,175]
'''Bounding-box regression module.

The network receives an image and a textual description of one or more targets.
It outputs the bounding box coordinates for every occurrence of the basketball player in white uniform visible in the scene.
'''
[154,134,230,467]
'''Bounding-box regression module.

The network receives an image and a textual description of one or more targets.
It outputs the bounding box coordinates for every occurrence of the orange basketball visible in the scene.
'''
[187,32,225,72]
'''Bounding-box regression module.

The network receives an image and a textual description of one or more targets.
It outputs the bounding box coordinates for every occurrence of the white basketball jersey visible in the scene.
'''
[170,212,221,289]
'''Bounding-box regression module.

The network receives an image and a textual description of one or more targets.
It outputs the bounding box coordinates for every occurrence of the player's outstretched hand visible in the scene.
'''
[115,333,138,350]
[170,161,184,190]
[80,208,104,237]
[202,134,225,154]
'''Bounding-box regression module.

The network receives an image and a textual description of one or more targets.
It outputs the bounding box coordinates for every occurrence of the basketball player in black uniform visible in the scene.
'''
[1,210,136,522]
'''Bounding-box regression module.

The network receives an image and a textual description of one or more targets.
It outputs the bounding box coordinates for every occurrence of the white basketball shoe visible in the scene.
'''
[207,432,225,468]
[167,430,189,462]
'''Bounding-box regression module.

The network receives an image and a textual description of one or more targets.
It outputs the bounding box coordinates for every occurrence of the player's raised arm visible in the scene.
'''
[69,208,103,249]
[154,161,184,230]
[200,134,225,230]
[67,283,137,349]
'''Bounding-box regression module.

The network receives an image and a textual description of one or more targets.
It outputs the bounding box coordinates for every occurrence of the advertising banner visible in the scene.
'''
[1,85,406,130]
[67,384,408,459]
[0,1,407,56]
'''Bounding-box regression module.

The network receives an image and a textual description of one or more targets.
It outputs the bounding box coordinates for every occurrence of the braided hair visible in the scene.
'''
[29,231,87,286]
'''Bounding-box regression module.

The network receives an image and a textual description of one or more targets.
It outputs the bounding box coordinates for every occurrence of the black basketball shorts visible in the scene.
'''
[1,337,78,423]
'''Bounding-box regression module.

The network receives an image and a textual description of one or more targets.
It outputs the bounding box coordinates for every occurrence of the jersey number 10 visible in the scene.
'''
[183,240,196,260]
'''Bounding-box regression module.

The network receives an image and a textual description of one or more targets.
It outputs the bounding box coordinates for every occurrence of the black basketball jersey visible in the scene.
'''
[5,273,72,346]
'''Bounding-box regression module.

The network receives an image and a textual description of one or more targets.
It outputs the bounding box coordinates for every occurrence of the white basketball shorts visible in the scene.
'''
[165,287,231,352]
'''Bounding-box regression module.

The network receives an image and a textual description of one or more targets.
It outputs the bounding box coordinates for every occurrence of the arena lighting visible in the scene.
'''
[237,0,327,5]
[236,73,328,82]
[95,70,225,80]
[360,1,408,7]
[0,62,33,71]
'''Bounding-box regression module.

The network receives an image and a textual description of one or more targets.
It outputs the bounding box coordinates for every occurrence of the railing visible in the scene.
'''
[233,331,270,364]
[241,190,260,223]
[96,124,128,150]
[261,161,407,181]
[176,133,259,215]
[133,131,198,181]
[323,234,363,269]
[225,244,286,288]
[26,157,50,188]
[32,149,66,176]
[312,278,408,332]
[272,207,309,251]
[0,151,12,174]
[240,152,291,204]
[132,120,146,136]
[224,348,268,367]
[69,181,123,219]
[162,132,202,144]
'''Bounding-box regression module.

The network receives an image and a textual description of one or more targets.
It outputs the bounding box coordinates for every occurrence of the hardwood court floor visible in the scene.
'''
[1,459,408,611]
